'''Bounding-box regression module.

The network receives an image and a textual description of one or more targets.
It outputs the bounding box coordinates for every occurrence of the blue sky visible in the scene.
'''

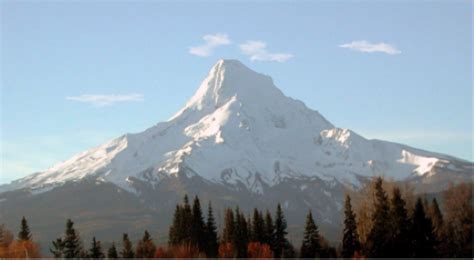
[1,1,472,184]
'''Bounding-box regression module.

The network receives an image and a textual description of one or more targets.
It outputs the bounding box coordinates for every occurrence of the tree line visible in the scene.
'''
[0,178,471,258]
[342,177,473,258]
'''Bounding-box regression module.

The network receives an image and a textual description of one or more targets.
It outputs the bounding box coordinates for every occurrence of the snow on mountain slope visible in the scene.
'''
[1,59,470,194]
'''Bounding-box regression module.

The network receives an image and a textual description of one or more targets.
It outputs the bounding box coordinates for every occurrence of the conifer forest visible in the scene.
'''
[0,178,472,258]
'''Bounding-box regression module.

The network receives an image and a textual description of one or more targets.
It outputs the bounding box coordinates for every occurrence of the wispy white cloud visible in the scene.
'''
[66,93,144,106]
[239,41,294,62]
[339,40,401,55]
[189,33,231,57]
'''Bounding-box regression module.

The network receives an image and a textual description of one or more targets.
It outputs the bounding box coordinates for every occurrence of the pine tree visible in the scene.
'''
[365,177,391,257]
[107,242,118,258]
[50,238,64,258]
[318,237,337,258]
[120,233,134,258]
[204,202,218,257]
[247,213,253,242]
[240,210,249,255]
[342,195,360,258]
[62,219,82,258]
[221,208,235,244]
[274,203,290,258]
[233,207,249,258]
[182,195,193,243]
[428,198,445,256]
[388,187,411,257]
[240,211,249,244]
[168,204,182,245]
[300,210,321,258]
[89,236,105,259]
[411,198,436,257]
[18,216,31,241]
[135,230,156,258]
[250,209,265,242]
[429,198,444,237]
[263,210,275,247]
[169,195,195,246]
[283,240,296,258]
[191,196,205,251]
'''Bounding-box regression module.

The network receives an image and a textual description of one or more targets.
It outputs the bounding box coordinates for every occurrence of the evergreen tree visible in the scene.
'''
[283,241,296,258]
[365,177,391,257]
[429,198,444,238]
[168,204,182,245]
[274,203,290,258]
[50,238,64,258]
[429,198,445,256]
[247,214,253,241]
[168,194,194,246]
[263,210,275,247]
[191,196,206,251]
[300,210,321,258]
[120,233,134,258]
[250,209,265,242]
[221,208,235,244]
[342,195,360,258]
[411,198,436,257]
[241,211,250,255]
[182,195,193,243]
[89,236,105,259]
[18,216,32,241]
[318,237,337,258]
[388,187,410,257]
[233,207,249,258]
[204,202,218,257]
[240,211,249,244]
[62,219,82,258]
[135,230,156,258]
[107,242,118,258]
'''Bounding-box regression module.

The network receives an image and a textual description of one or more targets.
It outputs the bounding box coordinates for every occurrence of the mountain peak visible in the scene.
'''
[182,59,277,112]
[211,58,263,80]
[208,59,256,81]
[215,58,245,66]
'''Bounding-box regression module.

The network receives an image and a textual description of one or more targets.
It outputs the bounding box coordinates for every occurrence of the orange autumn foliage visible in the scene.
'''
[218,242,235,258]
[0,246,8,258]
[168,243,200,258]
[0,240,41,258]
[154,246,171,258]
[247,242,274,259]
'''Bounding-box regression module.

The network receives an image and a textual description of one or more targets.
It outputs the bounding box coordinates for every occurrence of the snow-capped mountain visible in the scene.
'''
[1,59,471,194]
[0,60,471,246]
